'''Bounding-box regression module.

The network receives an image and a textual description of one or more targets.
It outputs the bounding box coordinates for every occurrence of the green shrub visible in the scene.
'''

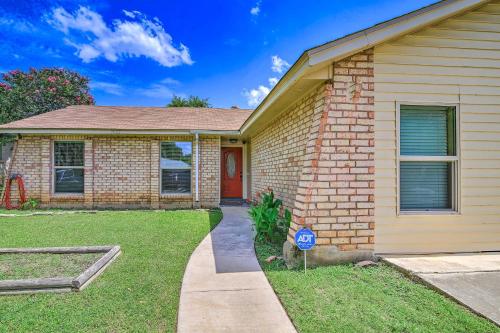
[249,190,291,243]
[21,198,39,210]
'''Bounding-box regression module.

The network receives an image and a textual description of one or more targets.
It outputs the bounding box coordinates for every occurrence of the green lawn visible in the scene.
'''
[0,252,102,280]
[0,209,222,333]
[256,241,500,333]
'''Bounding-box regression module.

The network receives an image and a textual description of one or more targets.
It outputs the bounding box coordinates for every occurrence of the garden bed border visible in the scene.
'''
[0,245,121,295]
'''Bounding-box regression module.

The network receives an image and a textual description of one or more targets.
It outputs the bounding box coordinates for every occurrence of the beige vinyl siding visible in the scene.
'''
[374,1,500,254]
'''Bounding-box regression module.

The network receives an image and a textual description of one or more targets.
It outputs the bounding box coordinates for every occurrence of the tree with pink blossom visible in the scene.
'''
[0,68,94,127]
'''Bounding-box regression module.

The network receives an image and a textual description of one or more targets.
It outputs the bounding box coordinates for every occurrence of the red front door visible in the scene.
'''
[221,147,243,198]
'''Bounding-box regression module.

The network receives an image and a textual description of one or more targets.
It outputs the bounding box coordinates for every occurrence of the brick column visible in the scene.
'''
[285,49,375,265]
[200,136,220,208]
[40,138,51,205]
[150,139,160,209]
[84,139,93,209]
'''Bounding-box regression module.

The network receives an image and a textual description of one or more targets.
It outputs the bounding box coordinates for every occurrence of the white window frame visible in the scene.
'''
[160,141,193,195]
[52,140,85,195]
[396,102,461,216]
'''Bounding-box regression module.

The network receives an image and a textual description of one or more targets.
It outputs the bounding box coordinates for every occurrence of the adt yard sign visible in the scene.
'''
[295,228,316,250]
[295,228,316,273]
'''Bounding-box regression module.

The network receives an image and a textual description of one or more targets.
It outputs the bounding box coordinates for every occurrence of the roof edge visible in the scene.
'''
[0,128,241,136]
[239,53,310,134]
[240,0,489,135]
[308,0,488,66]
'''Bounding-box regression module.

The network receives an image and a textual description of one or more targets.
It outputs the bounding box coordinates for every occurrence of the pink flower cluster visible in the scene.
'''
[0,82,11,90]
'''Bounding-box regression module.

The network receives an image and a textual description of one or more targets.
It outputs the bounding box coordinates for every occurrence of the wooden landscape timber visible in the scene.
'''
[0,245,121,295]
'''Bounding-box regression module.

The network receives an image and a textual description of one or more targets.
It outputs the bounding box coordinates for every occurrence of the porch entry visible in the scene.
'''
[221,147,243,198]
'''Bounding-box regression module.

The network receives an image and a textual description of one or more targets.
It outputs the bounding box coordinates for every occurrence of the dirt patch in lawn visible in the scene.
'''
[0,253,102,280]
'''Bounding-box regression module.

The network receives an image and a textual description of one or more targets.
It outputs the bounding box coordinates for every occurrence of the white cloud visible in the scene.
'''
[160,77,181,85]
[89,77,182,98]
[90,81,124,95]
[244,57,289,107]
[122,10,141,19]
[136,78,181,99]
[271,55,290,74]
[0,15,36,33]
[137,84,174,98]
[244,85,270,107]
[78,44,101,61]
[47,6,193,67]
[250,2,261,16]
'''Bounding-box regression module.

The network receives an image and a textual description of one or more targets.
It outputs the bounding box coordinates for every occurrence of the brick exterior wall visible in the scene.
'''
[291,49,375,251]
[250,49,375,254]
[6,139,42,206]
[200,136,221,207]
[92,137,151,208]
[251,88,318,210]
[5,135,221,209]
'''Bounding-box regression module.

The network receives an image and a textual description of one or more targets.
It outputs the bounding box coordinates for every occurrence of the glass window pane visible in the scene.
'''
[226,152,236,178]
[162,169,191,193]
[54,142,84,166]
[400,106,455,156]
[400,162,451,211]
[55,168,84,193]
[161,142,192,169]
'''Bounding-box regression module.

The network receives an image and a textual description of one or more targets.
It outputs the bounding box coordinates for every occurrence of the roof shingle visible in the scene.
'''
[0,105,254,132]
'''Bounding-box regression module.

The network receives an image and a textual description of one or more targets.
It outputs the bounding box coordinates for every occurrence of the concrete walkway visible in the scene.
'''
[177,206,297,333]
[383,253,500,326]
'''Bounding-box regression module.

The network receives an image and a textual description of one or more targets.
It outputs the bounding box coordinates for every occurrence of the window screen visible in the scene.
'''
[400,162,451,210]
[54,142,84,193]
[400,106,455,156]
[161,142,192,194]
[399,106,457,211]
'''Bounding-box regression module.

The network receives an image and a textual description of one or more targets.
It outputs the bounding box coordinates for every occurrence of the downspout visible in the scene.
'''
[1,137,19,207]
[195,133,199,203]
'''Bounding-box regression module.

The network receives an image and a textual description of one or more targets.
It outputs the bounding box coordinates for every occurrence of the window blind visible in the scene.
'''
[400,106,450,156]
[400,162,451,210]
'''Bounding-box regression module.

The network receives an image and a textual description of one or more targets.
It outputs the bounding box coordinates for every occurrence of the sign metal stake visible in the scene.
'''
[304,250,307,274]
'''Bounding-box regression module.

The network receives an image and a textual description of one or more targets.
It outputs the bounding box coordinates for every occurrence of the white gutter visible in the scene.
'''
[0,128,241,136]
[194,132,200,203]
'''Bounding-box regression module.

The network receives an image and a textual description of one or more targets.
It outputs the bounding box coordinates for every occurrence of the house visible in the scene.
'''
[1,0,500,265]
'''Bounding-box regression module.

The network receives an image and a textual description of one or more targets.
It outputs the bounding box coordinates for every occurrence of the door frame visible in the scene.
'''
[220,143,247,201]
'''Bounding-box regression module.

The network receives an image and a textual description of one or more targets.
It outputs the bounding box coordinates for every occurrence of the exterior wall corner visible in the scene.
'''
[290,48,375,254]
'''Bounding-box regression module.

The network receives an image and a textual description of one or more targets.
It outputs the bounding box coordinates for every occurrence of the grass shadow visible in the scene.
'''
[208,208,223,231]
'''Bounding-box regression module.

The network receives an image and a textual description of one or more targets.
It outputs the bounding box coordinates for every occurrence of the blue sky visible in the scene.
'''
[0,0,437,108]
